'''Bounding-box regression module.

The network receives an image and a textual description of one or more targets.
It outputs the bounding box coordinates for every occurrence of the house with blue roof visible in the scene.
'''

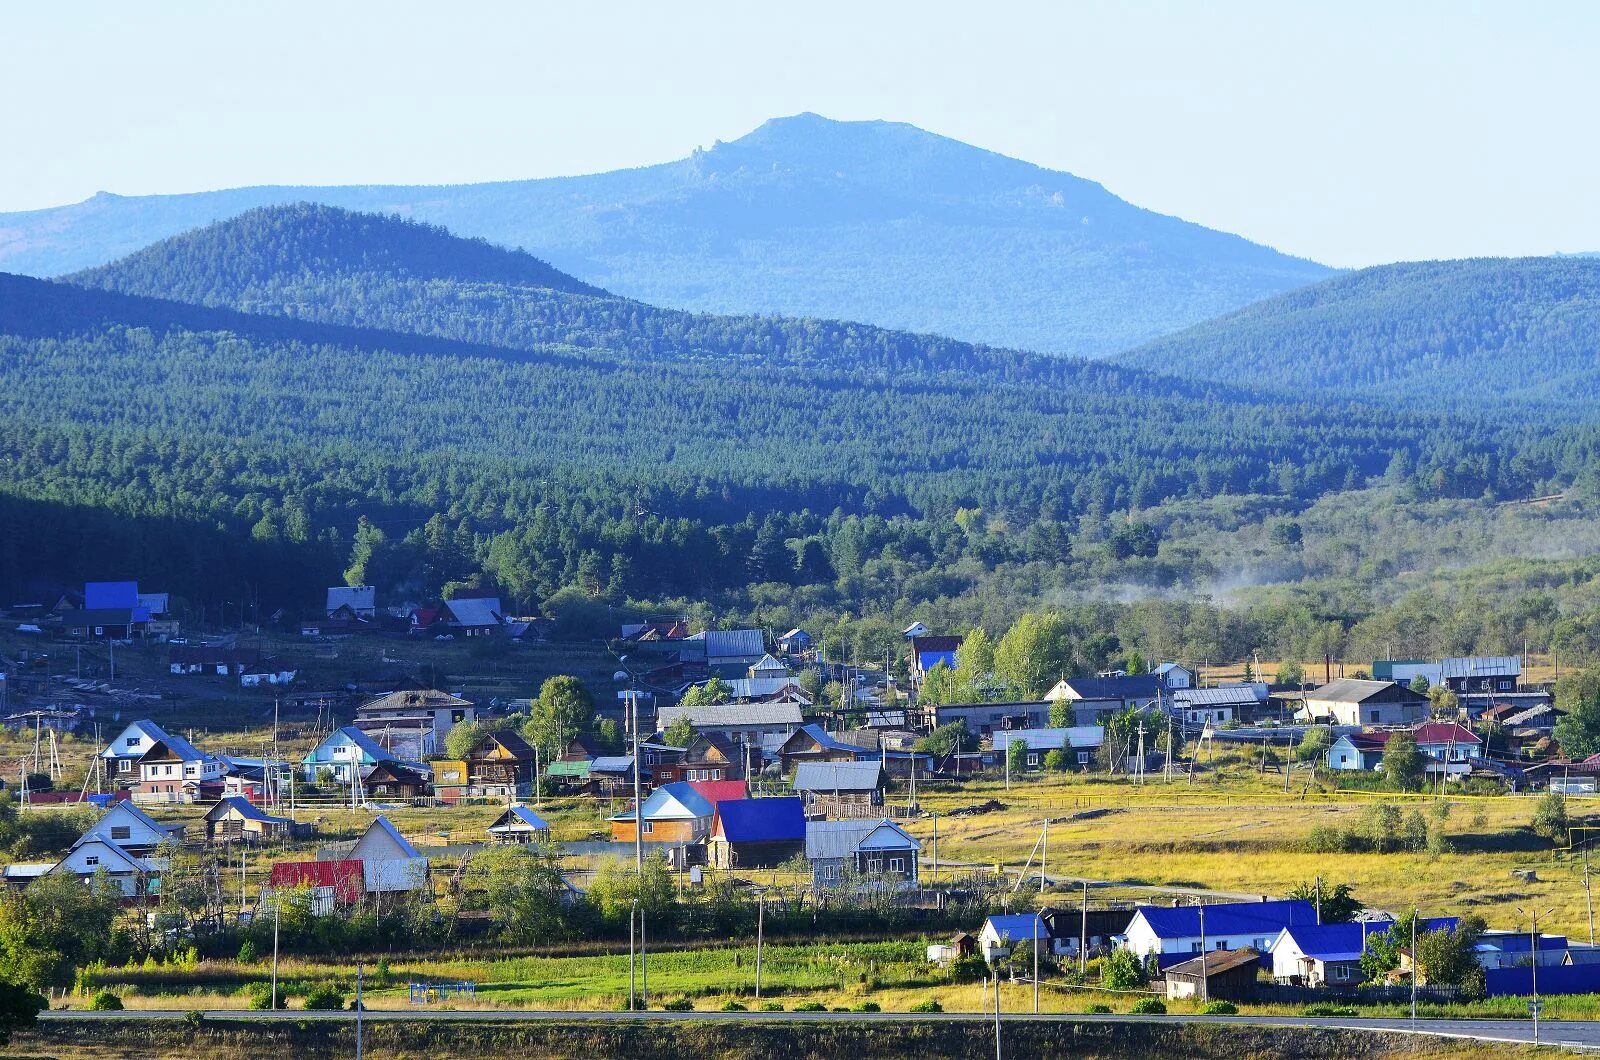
[708,796,806,868]
[1269,918,1458,986]
[608,781,716,844]
[487,805,551,845]
[777,723,866,772]
[1121,899,1318,967]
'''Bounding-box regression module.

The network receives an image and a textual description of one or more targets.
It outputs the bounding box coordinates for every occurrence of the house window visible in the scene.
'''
[867,858,884,873]
[1332,965,1352,981]
[1026,753,1039,767]
[643,822,654,834]
[823,863,840,880]
[127,737,141,748]
[1191,942,1203,953]
[111,826,131,841]
[1369,710,1380,723]
[889,857,905,874]
[118,760,131,773]
[1077,752,1091,765]
[85,856,99,867]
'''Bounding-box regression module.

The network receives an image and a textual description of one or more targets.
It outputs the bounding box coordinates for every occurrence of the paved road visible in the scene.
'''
[37,1009,1600,1048]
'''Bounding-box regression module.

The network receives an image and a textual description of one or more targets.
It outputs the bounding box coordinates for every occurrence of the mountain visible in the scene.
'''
[0,113,1332,356]
[1117,257,1600,411]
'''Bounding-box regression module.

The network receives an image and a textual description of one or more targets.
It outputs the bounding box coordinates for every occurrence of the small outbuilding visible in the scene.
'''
[204,796,293,844]
[487,805,552,845]
[1163,947,1262,1001]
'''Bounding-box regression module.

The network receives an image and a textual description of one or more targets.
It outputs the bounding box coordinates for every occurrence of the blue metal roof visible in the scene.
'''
[1134,899,1317,939]
[797,723,863,756]
[716,797,805,843]
[985,913,1046,941]
[917,649,958,672]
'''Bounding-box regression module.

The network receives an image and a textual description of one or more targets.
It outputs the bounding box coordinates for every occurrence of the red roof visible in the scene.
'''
[689,780,748,806]
[269,860,364,904]
[1345,731,1392,751]
[1413,723,1481,746]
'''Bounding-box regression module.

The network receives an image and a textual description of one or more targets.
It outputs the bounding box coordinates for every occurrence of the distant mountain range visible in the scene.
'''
[1117,256,1600,411]
[0,113,1332,356]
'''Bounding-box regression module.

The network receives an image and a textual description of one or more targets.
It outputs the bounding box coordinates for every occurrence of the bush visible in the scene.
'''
[909,999,942,1013]
[302,983,345,1011]
[1533,791,1571,845]
[948,954,988,983]
[1128,997,1166,1015]
[1100,948,1149,990]
[662,997,694,1011]
[794,1002,827,1012]
[87,990,123,1011]
[247,983,286,1010]
[719,1000,747,1011]
[852,1001,881,1012]
[1085,1003,1112,1013]
[237,939,258,963]
[760,1002,784,1011]
[1198,1000,1237,1014]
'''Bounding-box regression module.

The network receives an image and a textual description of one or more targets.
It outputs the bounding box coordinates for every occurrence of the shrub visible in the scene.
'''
[909,999,942,1013]
[949,955,988,984]
[662,997,694,1011]
[1198,1000,1237,1014]
[1085,1003,1112,1014]
[852,1001,881,1012]
[1100,948,1149,990]
[236,939,258,963]
[794,1002,827,1012]
[302,984,345,1011]
[760,1002,784,1011]
[87,990,123,1011]
[247,983,286,1010]
[374,958,392,988]
[720,1000,747,1011]
[1128,997,1166,1015]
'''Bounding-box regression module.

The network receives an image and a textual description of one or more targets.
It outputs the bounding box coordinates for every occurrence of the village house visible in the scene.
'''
[466,730,537,797]
[326,585,376,619]
[204,796,293,844]
[487,805,551,844]
[302,726,389,785]
[683,629,767,678]
[1119,899,1317,967]
[1045,674,1167,712]
[1326,731,1390,772]
[1304,679,1430,727]
[99,720,171,780]
[1440,656,1522,695]
[431,759,469,801]
[908,635,962,687]
[930,700,1051,734]
[589,755,638,796]
[362,760,431,799]
[80,800,183,854]
[353,689,475,761]
[441,592,503,637]
[608,781,716,844]
[331,816,430,896]
[1171,684,1268,726]
[707,796,806,869]
[133,735,226,804]
[654,702,802,749]
[49,839,161,897]
[60,607,135,640]
[792,760,886,816]
[777,723,865,773]
[805,818,920,889]
[675,732,746,782]
[1151,662,1196,689]
[1163,948,1262,1002]
[1268,918,1457,986]
[776,628,813,655]
[546,734,601,785]
[990,727,1104,771]
[978,913,1051,964]
[269,860,366,915]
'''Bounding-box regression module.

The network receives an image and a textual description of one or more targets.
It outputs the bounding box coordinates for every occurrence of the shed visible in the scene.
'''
[204,796,293,844]
[1163,947,1262,1001]
[487,806,551,845]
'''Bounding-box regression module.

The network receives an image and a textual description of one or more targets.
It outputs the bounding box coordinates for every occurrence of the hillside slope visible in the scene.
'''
[1,113,1331,356]
[1117,257,1600,408]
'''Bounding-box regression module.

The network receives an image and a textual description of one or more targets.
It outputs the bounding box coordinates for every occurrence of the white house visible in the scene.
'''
[990,727,1104,770]
[79,800,183,854]
[1120,900,1317,965]
[1152,662,1195,689]
[133,735,226,804]
[1171,685,1266,726]
[978,913,1053,963]
[49,839,160,896]
[346,816,429,894]
[326,585,376,618]
[1304,679,1430,727]
[100,720,171,779]
[353,689,475,760]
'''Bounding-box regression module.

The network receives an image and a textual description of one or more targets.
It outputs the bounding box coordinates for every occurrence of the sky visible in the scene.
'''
[2,1,1597,267]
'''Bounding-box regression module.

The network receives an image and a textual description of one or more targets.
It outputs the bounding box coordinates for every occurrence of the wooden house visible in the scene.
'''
[805,818,920,889]
[707,796,806,869]
[777,723,864,773]
[679,732,745,782]
[466,730,536,797]
[487,805,551,844]
[364,761,430,799]
[792,761,885,817]
[608,781,715,844]
[204,796,293,844]
[1163,948,1262,1001]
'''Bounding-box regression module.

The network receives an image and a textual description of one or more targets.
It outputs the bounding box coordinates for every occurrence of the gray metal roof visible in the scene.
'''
[1173,685,1266,706]
[703,629,765,659]
[991,727,1103,751]
[656,703,803,729]
[1307,678,1401,703]
[804,818,915,859]
[1440,656,1522,679]
[793,761,884,792]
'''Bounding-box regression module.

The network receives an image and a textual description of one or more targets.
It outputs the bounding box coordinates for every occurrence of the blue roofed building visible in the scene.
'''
[908,635,963,687]
[302,726,389,784]
[1121,899,1318,967]
[708,796,806,868]
[1269,917,1458,986]
[979,912,1051,962]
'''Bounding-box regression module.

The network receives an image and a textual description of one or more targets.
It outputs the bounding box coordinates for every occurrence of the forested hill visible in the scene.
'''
[68,203,607,303]
[1116,257,1600,409]
[66,204,1176,383]
[1,113,1331,356]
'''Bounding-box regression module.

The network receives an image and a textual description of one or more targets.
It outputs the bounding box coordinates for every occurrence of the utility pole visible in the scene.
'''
[1410,915,1417,1032]
[1032,911,1039,1014]
[1586,842,1596,946]
[1199,904,1208,1004]
[1040,819,1048,895]
[271,898,280,1012]
[755,893,765,1001]
[1080,881,1089,977]
[629,900,637,1011]
[992,972,1002,1060]
[1315,875,1322,925]
[1516,905,1554,1045]
[632,690,643,875]
[931,812,939,887]
[355,961,364,1060]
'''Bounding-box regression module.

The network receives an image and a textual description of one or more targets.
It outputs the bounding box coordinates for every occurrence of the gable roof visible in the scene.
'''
[750,653,787,671]
[909,635,963,655]
[488,806,550,833]
[991,727,1104,752]
[804,818,919,859]
[689,779,749,805]
[1309,678,1419,703]
[326,585,375,612]
[444,596,502,627]
[656,703,804,730]
[359,688,473,714]
[79,800,181,846]
[589,755,636,774]
[85,580,140,610]
[715,797,805,843]
[785,723,864,757]
[100,719,171,758]
[1057,674,1164,700]
[1174,685,1266,707]
[1165,947,1262,978]
[1412,722,1482,746]
[1441,656,1522,679]
[1131,899,1317,940]
[350,816,421,860]
[305,725,388,763]
[205,795,290,826]
[793,760,885,793]
[1338,731,1393,753]
[984,913,1047,941]
[142,733,214,765]
[704,629,765,659]
[610,781,715,823]
[473,729,535,760]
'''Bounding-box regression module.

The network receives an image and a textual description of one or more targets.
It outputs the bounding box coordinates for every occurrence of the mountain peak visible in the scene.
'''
[69,203,607,301]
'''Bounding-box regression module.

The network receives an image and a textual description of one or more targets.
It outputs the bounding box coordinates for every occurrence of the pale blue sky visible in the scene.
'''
[3,1,1595,266]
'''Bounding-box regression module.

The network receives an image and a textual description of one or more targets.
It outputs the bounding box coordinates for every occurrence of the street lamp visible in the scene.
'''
[1514,905,1555,1044]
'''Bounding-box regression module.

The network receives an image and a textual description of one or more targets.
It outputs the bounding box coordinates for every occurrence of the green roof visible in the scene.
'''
[546,761,591,777]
